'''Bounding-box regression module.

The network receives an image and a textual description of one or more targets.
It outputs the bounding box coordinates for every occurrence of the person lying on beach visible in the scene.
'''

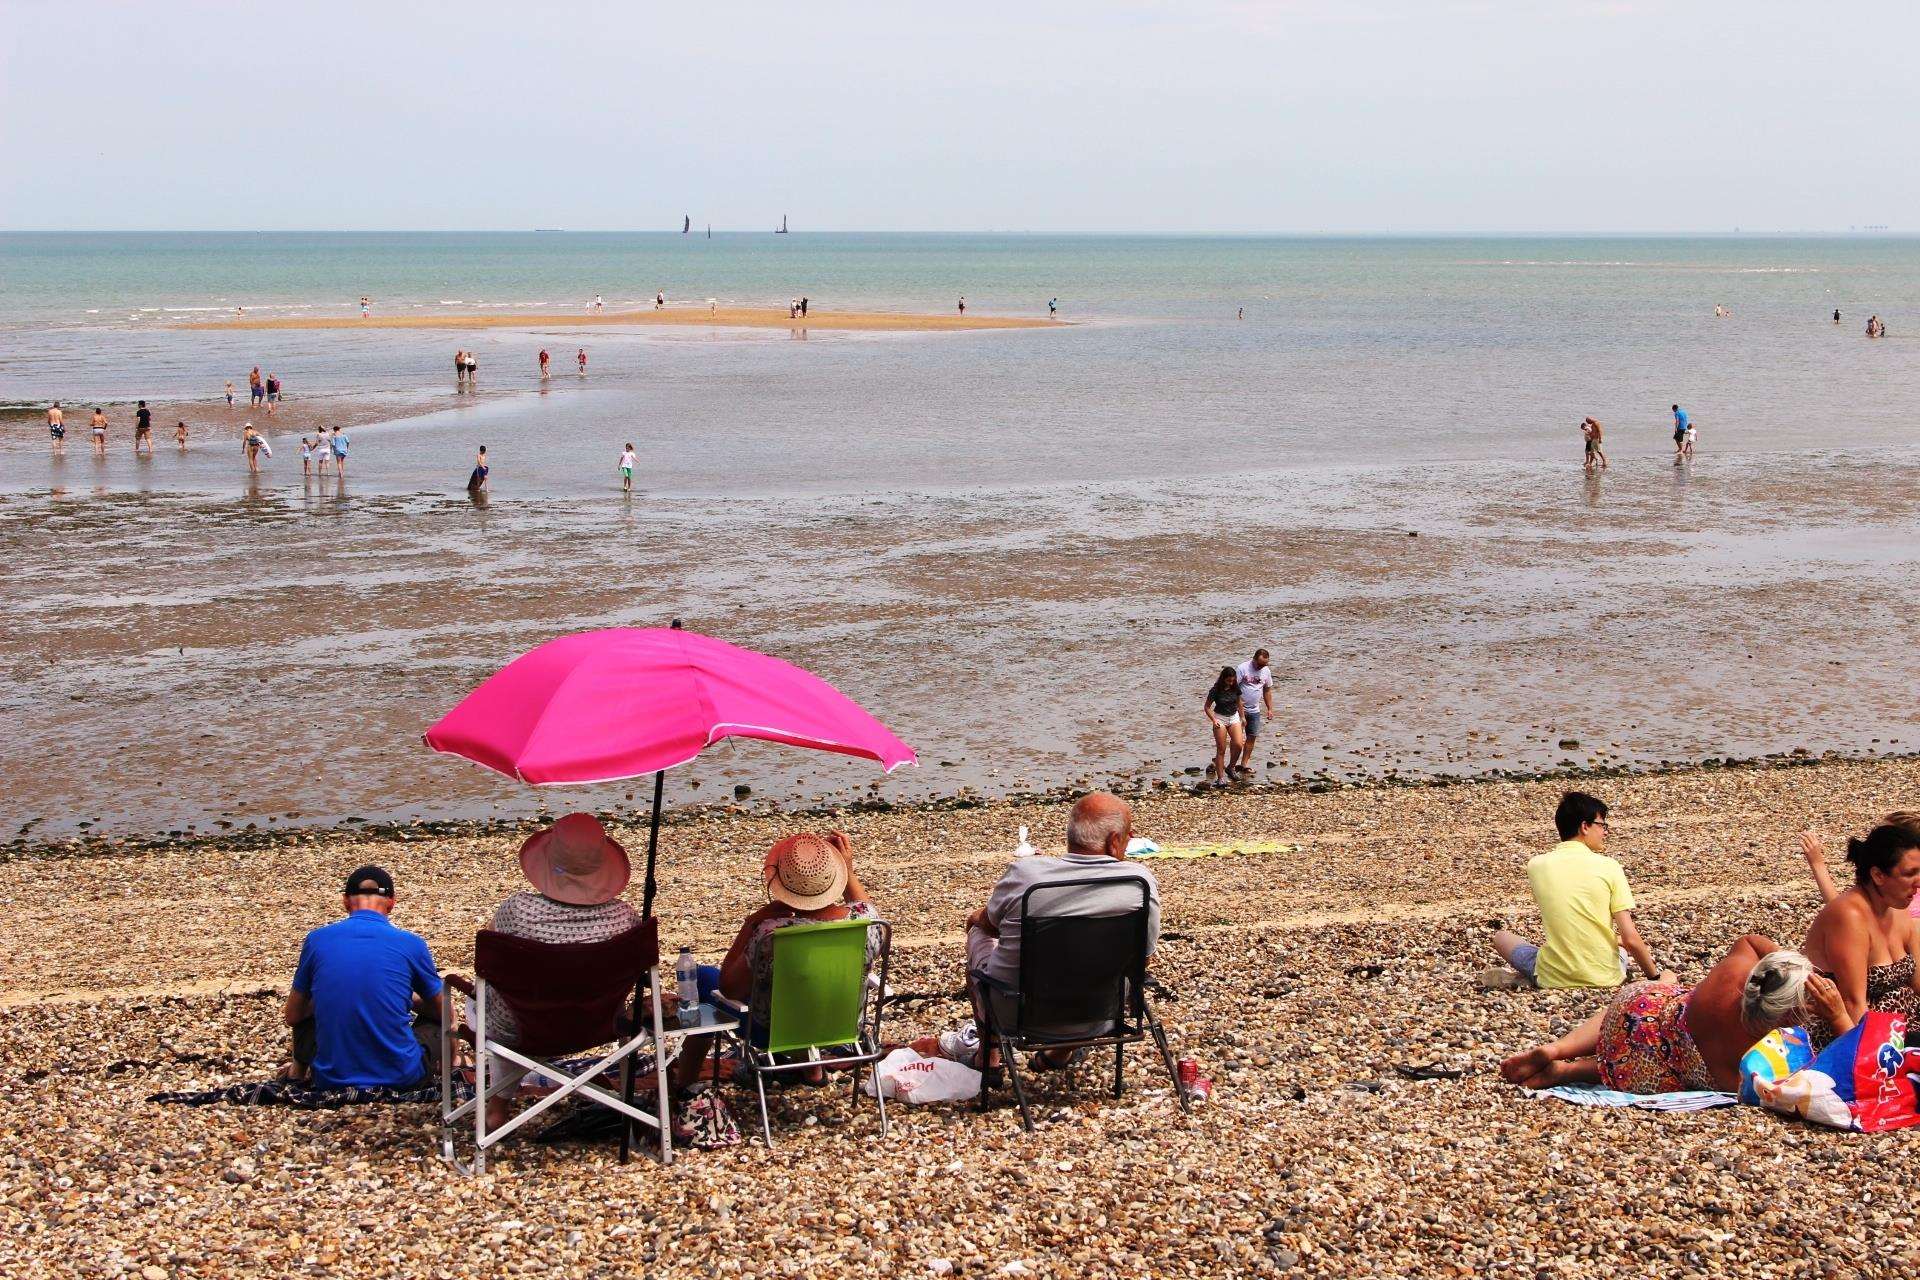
[280,865,445,1089]
[711,832,880,1086]
[476,814,640,1129]
[1797,821,1920,1049]
[965,792,1159,1077]
[1499,940,1848,1093]
[1487,791,1671,990]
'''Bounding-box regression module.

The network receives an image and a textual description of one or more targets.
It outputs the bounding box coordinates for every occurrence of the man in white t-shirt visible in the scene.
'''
[1235,649,1275,778]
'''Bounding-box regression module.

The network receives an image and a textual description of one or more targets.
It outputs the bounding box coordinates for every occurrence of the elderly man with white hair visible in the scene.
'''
[964,792,1161,1074]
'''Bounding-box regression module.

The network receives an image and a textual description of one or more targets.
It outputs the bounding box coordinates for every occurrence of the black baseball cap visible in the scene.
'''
[343,865,395,898]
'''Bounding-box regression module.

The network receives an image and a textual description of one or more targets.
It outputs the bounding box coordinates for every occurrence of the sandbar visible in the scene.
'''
[174,306,1062,333]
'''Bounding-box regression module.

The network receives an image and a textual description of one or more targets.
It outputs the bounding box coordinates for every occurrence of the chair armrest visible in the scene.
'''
[443,973,475,997]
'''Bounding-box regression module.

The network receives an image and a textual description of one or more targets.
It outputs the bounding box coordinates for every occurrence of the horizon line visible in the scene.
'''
[0,227,1911,239]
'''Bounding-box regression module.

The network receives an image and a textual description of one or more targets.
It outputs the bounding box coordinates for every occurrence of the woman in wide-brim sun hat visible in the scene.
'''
[716,833,880,1044]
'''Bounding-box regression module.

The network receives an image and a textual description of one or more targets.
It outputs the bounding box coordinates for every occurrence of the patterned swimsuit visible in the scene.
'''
[1595,982,1718,1093]
[1807,956,1920,1051]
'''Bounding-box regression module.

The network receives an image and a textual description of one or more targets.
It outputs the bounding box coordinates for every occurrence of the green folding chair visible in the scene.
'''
[737,917,891,1145]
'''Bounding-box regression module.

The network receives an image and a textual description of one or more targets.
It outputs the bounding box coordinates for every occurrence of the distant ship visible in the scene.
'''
[775,215,788,234]
[683,214,690,234]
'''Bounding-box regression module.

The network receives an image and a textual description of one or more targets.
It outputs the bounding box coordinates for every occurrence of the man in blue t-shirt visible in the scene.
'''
[1671,404,1690,465]
[282,865,444,1089]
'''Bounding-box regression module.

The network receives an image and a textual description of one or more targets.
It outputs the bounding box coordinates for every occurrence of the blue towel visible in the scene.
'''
[1524,1083,1738,1112]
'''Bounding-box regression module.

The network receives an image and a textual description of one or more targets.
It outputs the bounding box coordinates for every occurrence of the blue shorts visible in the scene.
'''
[1508,942,1632,985]
[1243,708,1265,739]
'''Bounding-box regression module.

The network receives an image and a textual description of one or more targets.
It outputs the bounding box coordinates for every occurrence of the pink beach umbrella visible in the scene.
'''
[424,625,916,916]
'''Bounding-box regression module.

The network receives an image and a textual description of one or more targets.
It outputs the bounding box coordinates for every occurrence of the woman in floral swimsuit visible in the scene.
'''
[1501,936,1850,1093]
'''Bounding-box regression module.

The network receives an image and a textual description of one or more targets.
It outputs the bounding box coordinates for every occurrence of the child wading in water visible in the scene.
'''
[468,445,489,494]
[619,443,636,493]
[175,421,189,449]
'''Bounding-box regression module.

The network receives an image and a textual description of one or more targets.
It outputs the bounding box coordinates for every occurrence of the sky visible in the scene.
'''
[1,0,1914,233]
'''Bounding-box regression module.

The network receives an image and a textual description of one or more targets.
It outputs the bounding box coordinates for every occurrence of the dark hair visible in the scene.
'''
[1253,648,1270,661]
[1846,824,1920,887]
[1554,791,1609,840]
[1210,666,1237,697]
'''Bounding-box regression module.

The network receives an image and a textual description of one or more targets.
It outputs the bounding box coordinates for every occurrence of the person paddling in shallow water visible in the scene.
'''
[1500,939,1849,1093]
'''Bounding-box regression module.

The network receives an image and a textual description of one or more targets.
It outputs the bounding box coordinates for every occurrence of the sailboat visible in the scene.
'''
[682,214,690,234]
[706,225,711,239]
[775,215,788,234]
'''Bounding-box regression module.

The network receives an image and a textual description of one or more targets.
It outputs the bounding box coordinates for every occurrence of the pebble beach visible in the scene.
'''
[9,756,1919,1279]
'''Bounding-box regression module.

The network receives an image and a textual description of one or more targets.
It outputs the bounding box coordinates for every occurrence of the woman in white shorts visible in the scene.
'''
[1205,666,1246,786]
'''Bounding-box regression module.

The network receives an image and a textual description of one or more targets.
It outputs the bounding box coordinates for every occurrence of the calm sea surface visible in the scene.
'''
[2,234,1916,838]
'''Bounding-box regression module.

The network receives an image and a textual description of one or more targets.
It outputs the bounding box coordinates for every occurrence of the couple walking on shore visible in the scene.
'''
[454,350,479,389]
[1203,648,1276,786]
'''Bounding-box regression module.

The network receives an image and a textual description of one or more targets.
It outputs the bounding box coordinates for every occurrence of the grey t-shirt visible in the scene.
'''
[980,853,1159,988]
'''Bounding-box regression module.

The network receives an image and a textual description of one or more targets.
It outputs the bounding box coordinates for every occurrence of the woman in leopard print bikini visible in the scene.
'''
[1800,820,1920,1049]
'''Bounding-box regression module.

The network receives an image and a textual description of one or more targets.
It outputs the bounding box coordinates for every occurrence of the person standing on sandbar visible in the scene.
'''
[46,402,65,454]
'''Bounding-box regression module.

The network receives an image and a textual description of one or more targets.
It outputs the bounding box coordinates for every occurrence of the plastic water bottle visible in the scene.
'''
[675,947,699,1016]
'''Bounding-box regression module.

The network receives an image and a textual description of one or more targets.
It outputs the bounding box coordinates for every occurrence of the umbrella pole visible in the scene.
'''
[626,769,665,1164]
[641,770,664,920]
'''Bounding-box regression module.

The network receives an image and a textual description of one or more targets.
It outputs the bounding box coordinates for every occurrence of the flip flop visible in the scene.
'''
[1395,1062,1466,1081]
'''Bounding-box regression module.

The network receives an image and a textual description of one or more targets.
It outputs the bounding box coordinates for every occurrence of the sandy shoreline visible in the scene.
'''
[7,757,1919,1277]
[174,306,1062,333]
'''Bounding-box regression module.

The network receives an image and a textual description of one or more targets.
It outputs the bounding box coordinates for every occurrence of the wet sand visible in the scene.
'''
[6,442,1920,843]
[175,306,1061,333]
[6,759,1918,1277]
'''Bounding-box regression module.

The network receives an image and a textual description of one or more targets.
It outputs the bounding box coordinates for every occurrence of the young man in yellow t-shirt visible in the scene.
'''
[1485,792,1672,989]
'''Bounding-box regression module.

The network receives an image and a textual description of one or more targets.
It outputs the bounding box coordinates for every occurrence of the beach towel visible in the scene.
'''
[1127,838,1303,861]
[1523,1083,1738,1112]
[150,1078,457,1109]
[1748,1012,1920,1132]
[150,1050,665,1110]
